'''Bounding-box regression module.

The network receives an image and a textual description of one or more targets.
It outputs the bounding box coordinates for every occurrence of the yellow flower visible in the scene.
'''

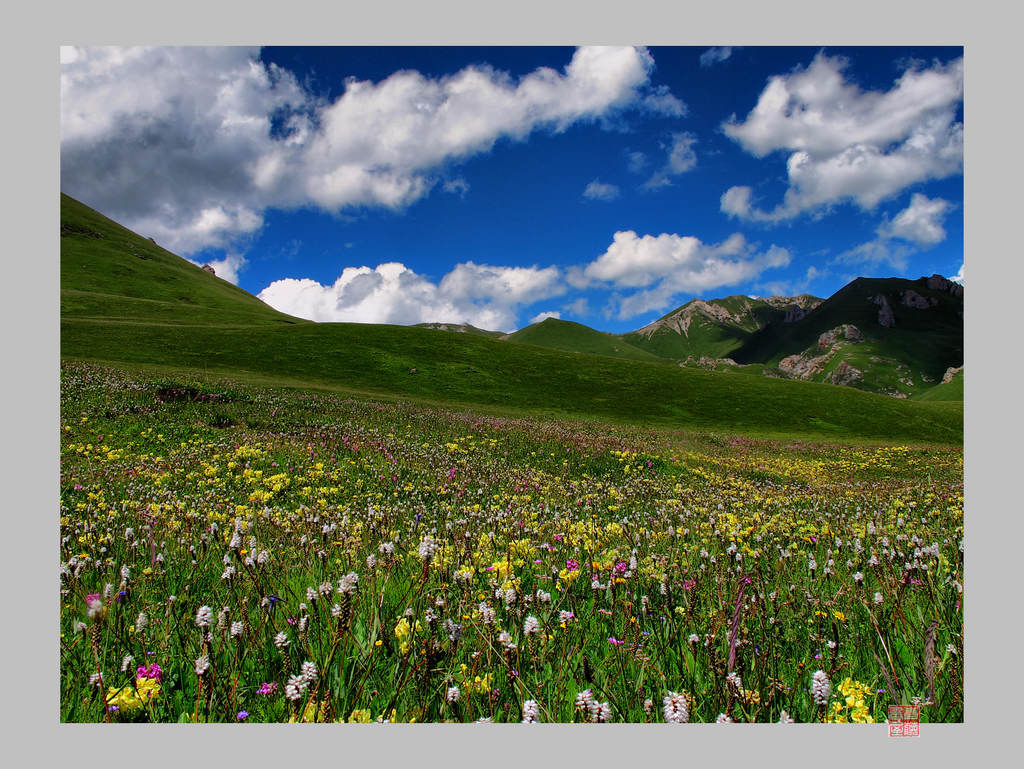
[348,709,372,723]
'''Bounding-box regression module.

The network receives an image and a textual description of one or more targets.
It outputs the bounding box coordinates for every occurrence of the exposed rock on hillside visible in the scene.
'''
[900,289,933,309]
[872,294,895,327]
[825,360,863,386]
[942,365,964,383]
[926,274,964,298]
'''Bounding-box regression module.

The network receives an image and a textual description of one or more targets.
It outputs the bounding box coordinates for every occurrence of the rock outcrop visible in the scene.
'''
[926,274,964,298]
[872,294,895,327]
[202,264,216,276]
[942,365,964,384]
[900,289,931,309]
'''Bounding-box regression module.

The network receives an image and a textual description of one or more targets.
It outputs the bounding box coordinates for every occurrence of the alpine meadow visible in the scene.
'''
[59,45,964,726]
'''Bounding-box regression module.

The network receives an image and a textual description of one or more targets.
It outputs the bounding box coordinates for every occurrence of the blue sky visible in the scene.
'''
[60,46,963,333]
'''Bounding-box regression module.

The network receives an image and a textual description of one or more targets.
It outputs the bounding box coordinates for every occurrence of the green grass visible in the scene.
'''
[915,370,964,402]
[506,317,664,362]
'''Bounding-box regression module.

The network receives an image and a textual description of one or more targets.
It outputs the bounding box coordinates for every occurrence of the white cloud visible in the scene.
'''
[626,151,648,173]
[721,53,963,222]
[582,230,790,319]
[564,297,590,317]
[835,239,914,271]
[583,179,620,201]
[61,46,671,256]
[530,310,561,323]
[877,193,953,246]
[700,47,734,68]
[258,261,564,333]
[644,132,698,189]
[836,193,954,270]
[442,178,471,197]
[950,263,964,285]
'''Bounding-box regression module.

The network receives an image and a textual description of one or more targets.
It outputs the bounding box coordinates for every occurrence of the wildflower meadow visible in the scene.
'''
[59,362,963,723]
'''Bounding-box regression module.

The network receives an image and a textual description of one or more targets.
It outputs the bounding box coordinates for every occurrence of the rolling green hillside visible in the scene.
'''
[61,193,303,328]
[915,368,964,402]
[59,193,962,443]
[414,322,505,339]
[622,295,821,361]
[506,317,663,362]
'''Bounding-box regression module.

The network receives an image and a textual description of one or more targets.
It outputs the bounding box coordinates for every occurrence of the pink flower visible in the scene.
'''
[608,637,624,645]
[86,593,100,604]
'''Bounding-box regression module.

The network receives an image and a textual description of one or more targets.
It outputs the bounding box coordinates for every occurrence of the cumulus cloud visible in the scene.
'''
[582,230,791,319]
[721,53,963,222]
[583,179,620,200]
[950,263,964,285]
[700,47,735,68]
[61,46,672,256]
[837,193,954,270]
[258,261,564,333]
[877,193,953,246]
[529,310,561,323]
[644,132,698,189]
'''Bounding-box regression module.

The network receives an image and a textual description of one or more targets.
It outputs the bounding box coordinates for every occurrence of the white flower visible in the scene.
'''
[121,654,134,672]
[663,691,689,723]
[195,605,213,628]
[715,713,733,723]
[417,537,439,561]
[498,630,513,648]
[135,612,148,632]
[853,571,864,583]
[778,710,795,723]
[522,699,540,723]
[285,675,308,701]
[195,655,210,676]
[87,598,104,619]
[523,616,540,636]
[874,592,884,604]
[446,686,460,703]
[274,631,290,649]
[231,621,244,637]
[337,572,359,595]
[300,661,318,683]
[688,633,700,645]
[811,670,831,705]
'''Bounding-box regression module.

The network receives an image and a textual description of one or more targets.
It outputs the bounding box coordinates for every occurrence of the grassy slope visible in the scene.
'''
[506,318,663,362]
[414,323,505,339]
[915,369,965,402]
[622,296,791,361]
[59,193,962,444]
[60,193,303,327]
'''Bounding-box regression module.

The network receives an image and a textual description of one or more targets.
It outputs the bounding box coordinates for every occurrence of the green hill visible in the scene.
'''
[622,294,821,361]
[506,317,663,362]
[59,193,962,444]
[915,368,964,402]
[61,193,303,328]
[414,322,505,339]
[731,277,963,398]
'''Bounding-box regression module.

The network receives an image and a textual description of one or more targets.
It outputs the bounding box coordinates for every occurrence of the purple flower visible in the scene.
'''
[237,710,249,720]
[608,637,624,645]
[565,559,579,572]
[257,682,278,696]
[682,579,697,591]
